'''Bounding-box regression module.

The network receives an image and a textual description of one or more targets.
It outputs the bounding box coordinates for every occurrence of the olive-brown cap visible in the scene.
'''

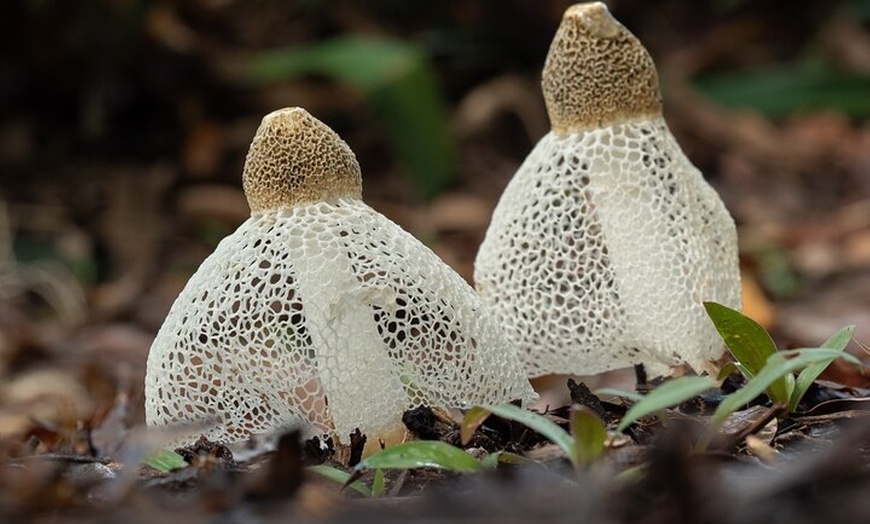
[542,2,662,134]
[243,107,362,213]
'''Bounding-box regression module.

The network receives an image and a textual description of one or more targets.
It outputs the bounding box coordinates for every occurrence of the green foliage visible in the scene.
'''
[596,305,857,444]
[594,388,644,403]
[307,464,373,496]
[354,440,484,473]
[479,451,532,469]
[705,302,857,416]
[460,405,494,445]
[692,61,870,118]
[612,376,718,432]
[704,302,791,405]
[462,403,606,470]
[570,407,607,463]
[462,404,575,461]
[316,306,860,485]
[370,468,386,498]
[790,326,856,411]
[142,449,188,473]
[228,36,455,199]
[712,347,861,425]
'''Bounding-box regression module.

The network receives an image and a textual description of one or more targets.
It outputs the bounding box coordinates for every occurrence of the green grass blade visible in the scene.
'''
[371,469,386,498]
[570,407,606,464]
[594,387,644,403]
[479,451,532,469]
[460,406,492,445]
[713,348,860,424]
[704,301,791,404]
[712,354,793,425]
[307,465,372,496]
[790,326,855,412]
[354,441,484,473]
[616,376,717,432]
[716,361,739,381]
[479,404,575,463]
[780,347,860,364]
[143,449,188,473]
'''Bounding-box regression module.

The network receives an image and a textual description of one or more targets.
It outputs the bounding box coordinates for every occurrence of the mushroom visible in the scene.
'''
[145,108,535,446]
[474,3,741,378]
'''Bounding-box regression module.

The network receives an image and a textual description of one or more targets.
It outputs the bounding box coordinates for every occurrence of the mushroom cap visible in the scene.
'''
[243,107,362,214]
[542,2,662,134]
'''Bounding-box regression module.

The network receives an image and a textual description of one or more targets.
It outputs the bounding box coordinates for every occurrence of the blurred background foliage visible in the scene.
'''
[0,0,869,428]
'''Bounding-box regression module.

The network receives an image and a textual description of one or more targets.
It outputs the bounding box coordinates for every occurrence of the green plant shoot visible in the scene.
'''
[354,440,484,473]
[705,301,857,415]
[704,301,792,405]
[307,464,373,496]
[612,376,718,432]
[143,449,188,473]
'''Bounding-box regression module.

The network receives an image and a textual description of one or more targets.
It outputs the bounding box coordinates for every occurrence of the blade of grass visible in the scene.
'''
[717,361,739,381]
[307,465,372,496]
[477,404,575,464]
[570,407,606,464]
[142,449,188,472]
[480,451,532,469]
[789,326,856,411]
[712,348,860,425]
[460,406,492,445]
[616,376,717,432]
[370,469,386,498]
[594,387,644,403]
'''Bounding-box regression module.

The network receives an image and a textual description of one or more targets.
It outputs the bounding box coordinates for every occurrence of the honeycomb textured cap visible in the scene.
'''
[474,119,742,378]
[542,2,662,133]
[243,107,362,213]
[145,198,536,446]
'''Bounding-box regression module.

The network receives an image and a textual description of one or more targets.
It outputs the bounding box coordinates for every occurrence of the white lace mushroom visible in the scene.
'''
[474,2,741,378]
[145,108,535,446]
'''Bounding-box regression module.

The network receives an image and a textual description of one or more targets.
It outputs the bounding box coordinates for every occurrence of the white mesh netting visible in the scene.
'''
[474,117,741,378]
[145,198,535,444]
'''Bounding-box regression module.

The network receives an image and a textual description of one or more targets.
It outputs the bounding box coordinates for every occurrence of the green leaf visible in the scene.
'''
[780,346,861,364]
[716,361,739,381]
[479,451,531,470]
[789,326,856,411]
[476,404,576,464]
[692,61,870,118]
[616,376,718,432]
[370,469,386,498]
[713,348,860,424]
[224,36,455,198]
[307,465,372,496]
[704,302,791,404]
[143,449,188,473]
[460,406,492,445]
[594,387,644,403]
[354,441,484,473]
[570,407,606,464]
